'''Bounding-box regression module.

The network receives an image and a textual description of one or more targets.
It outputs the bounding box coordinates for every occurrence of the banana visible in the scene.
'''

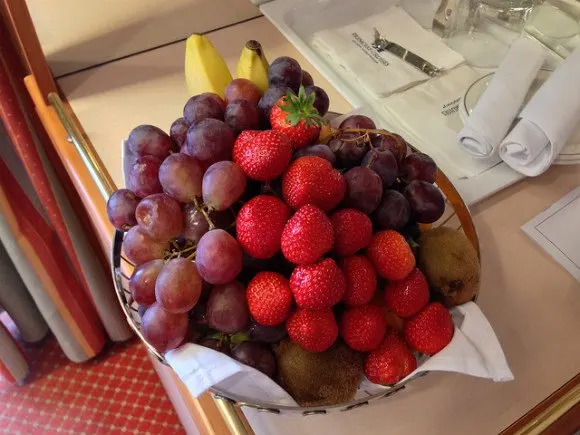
[236,40,269,92]
[184,34,232,98]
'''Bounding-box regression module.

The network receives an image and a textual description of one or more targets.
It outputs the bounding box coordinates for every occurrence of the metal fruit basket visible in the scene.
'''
[50,89,479,432]
[53,89,480,426]
[111,164,480,416]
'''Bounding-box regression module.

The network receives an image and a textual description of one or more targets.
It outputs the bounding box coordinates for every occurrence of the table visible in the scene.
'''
[57,16,580,435]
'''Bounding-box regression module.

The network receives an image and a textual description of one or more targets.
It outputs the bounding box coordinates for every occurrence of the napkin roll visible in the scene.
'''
[458,38,546,158]
[500,46,580,176]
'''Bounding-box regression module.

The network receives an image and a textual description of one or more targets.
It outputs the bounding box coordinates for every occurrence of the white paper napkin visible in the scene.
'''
[375,65,499,179]
[458,38,547,159]
[499,46,580,176]
[166,302,512,406]
[165,344,297,406]
[311,6,464,98]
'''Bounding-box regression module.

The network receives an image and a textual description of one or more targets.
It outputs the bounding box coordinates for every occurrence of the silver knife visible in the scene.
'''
[371,28,442,77]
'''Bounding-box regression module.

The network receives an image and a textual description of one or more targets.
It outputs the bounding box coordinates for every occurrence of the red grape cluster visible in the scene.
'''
[107,55,451,383]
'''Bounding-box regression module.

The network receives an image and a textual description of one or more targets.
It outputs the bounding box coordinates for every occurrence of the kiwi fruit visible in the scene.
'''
[417,227,480,307]
[274,341,363,407]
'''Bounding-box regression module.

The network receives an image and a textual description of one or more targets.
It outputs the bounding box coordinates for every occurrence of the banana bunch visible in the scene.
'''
[184,35,269,97]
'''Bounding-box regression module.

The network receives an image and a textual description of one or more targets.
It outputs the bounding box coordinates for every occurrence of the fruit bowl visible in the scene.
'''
[112,137,480,414]
[108,41,488,415]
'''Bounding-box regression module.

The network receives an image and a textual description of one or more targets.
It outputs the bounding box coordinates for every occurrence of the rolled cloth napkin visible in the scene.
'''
[499,46,580,176]
[458,38,546,158]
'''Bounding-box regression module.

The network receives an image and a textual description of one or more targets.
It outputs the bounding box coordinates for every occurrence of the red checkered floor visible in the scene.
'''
[0,316,185,434]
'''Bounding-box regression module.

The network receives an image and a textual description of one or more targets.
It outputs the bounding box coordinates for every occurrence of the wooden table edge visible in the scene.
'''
[501,373,580,435]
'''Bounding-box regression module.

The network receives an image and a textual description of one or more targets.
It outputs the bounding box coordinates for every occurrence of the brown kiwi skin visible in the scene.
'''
[274,340,363,407]
[417,227,480,308]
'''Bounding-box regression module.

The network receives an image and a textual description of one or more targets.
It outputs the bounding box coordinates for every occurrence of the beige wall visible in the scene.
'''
[27,0,260,77]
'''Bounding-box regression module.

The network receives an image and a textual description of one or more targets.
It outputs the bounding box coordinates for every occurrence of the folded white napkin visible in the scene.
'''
[311,6,464,98]
[458,38,547,159]
[500,46,580,176]
[166,302,512,406]
[376,65,500,179]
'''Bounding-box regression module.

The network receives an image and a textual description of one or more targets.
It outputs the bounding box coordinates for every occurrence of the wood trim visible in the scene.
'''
[0,0,57,103]
[501,373,580,435]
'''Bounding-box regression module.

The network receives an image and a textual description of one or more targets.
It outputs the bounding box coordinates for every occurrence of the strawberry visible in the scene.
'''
[290,258,345,310]
[236,195,291,259]
[340,305,387,352]
[286,308,338,352]
[282,156,345,212]
[367,230,415,281]
[384,268,429,318]
[404,302,454,355]
[270,87,322,149]
[247,272,293,326]
[330,208,373,256]
[339,255,377,306]
[365,330,417,385]
[234,129,260,148]
[281,205,334,265]
[233,129,292,181]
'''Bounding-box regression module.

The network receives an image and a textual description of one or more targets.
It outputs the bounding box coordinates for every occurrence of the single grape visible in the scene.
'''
[127,125,175,159]
[185,119,235,170]
[248,321,287,343]
[231,341,275,377]
[182,204,234,243]
[343,166,383,214]
[170,118,190,148]
[292,143,336,165]
[159,153,203,203]
[183,92,225,125]
[123,226,169,265]
[206,281,249,333]
[301,70,314,87]
[403,180,445,223]
[339,115,376,130]
[128,155,163,198]
[362,148,398,188]
[373,133,408,163]
[304,85,329,116]
[135,194,183,241]
[373,190,411,230]
[202,161,247,211]
[155,258,202,313]
[140,303,189,353]
[106,189,139,231]
[182,204,210,243]
[225,78,262,105]
[196,229,242,284]
[224,100,261,133]
[268,57,302,92]
[399,153,438,184]
[129,259,164,306]
[200,338,229,354]
[329,132,370,168]
[258,86,288,127]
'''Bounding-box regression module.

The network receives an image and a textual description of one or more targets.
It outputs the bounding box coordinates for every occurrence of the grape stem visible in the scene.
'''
[330,128,401,147]
[193,197,216,230]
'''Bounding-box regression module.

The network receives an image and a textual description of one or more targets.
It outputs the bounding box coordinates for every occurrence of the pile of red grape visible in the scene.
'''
[107,55,449,385]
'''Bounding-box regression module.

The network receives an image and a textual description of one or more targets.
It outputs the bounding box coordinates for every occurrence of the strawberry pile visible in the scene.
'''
[109,55,460,402]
